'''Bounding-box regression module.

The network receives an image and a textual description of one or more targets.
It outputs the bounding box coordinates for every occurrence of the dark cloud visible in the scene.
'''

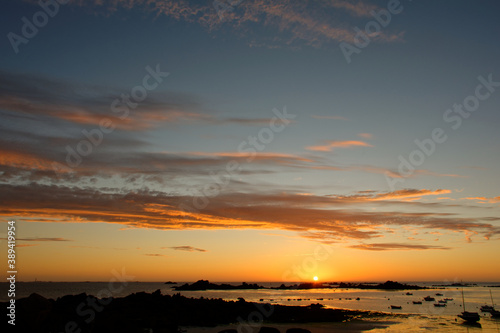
[349,243,452,251]
[1,183,499,244]
[1,237,72,242]
[166,246,207,252]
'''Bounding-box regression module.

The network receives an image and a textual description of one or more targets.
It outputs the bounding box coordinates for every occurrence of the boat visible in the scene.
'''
[413,301,422,304]
[406,292,413,295]
[491,309,500,318]
[424,296,435,301]
[458,288,480,323]
[434,303,446,307]
[435,293,443,296]
[443,298,453,301]
[488,289,500,318]
[480,305,494,312]
[438,300,447,303]
[458,311,480,322]
[391,305,402,309]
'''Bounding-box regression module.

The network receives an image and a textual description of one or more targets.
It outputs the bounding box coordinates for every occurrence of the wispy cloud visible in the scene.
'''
[306,140,373,152]
[0,237,72,242]
[349,243,452,251]
[464,196,500,204]
[60,0,405,48]
[165,246,207,252]
[358,133,373,139]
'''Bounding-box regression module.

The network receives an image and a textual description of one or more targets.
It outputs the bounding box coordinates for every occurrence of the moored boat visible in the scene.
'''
[458,288,480,323]
[458,311,480,323]
[413,301,422,304]
[424,296,435,301]
[391,305,402,309]
[481,305,494,312]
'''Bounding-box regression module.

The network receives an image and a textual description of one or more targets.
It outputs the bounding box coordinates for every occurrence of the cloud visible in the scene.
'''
[0,70,211,131]
[1,183,498,245]
[1,237,72,242]
[166,246,207,252]
[325,0,379,17]
[328,189,452,203]
[58,0,405,48]
[306,140,373,152]
[464,196,500,204]
[144,253,168,257]
[358,133,373,139]
[349,243,452,251]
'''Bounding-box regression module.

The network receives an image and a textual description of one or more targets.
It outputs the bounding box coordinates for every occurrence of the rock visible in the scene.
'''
[286,329,311,333]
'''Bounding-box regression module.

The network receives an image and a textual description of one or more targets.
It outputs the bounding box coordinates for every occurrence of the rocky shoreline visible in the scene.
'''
[1,290,390,333]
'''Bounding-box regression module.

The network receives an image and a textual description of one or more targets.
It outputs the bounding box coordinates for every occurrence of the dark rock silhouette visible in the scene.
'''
[259,327,281,333]
[286,329,312,333]
[174,280,265,291]
[336,281,424,290]
[1,290,363,332]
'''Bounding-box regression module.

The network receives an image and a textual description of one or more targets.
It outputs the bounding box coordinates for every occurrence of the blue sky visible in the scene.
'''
[1,0,500,281]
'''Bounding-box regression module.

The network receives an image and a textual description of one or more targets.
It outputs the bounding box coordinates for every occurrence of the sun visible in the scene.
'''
[313,276,318,281]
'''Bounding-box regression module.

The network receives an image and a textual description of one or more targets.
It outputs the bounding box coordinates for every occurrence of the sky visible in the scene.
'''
[0,0,499,282]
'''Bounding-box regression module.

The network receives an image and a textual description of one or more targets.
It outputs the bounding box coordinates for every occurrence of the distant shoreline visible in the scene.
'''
[173,280,426,291]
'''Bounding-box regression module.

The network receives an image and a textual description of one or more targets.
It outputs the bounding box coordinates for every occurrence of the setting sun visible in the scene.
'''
[313,276,318,281]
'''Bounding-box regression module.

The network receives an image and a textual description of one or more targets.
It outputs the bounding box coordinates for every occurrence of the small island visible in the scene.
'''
[174,280,265,290]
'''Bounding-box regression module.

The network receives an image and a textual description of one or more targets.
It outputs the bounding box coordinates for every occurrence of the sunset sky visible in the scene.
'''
[1,0,499,282]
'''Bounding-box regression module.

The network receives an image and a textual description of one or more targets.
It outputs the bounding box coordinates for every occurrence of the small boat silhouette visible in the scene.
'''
[458,288,480,323]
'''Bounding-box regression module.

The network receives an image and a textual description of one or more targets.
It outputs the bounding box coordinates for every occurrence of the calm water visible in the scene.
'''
[2,281,500,332]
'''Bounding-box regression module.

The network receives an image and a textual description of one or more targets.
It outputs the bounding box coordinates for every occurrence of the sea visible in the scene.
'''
[2,281,500,332]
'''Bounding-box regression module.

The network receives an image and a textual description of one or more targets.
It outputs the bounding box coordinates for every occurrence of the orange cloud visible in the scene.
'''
[358,133,373,139]
[464,196,500,204]
[1,184,498,245]
[306,140,373,152]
